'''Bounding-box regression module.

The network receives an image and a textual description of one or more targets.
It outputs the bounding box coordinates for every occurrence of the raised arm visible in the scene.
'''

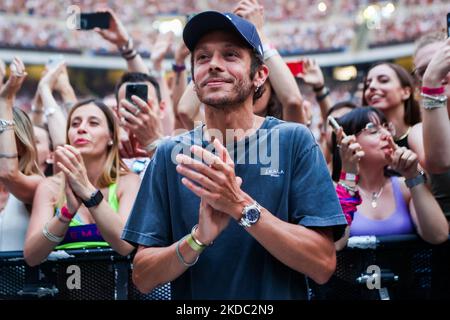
[52,63,77,110]
[387,142,448,244]
[37,62,68,148]
[95,9,149,74]
[0,57,43,204]
[235,0,305,123]
[150,32,175,135]
[177,81,203,130]
[420,37,450,173]
[297,58,333,123]
[171,41,191,130]
[0,58,5,92]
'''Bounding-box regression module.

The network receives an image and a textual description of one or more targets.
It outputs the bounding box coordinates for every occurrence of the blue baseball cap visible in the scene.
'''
[183,11,264,59]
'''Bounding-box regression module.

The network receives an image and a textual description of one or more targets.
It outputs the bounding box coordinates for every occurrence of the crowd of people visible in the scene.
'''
[0,0,449,300]
[0,0,447,55]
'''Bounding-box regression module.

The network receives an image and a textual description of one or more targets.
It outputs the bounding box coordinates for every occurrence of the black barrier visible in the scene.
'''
[309,234,450,300]
[0,248,170,300]
[0,235,448,300]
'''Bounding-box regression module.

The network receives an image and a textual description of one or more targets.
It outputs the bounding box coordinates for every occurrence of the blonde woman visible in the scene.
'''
[0,57,44,251]
[25,99,140,266]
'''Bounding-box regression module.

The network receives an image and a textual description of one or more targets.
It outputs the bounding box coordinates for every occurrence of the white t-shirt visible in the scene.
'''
[0,194,30,251]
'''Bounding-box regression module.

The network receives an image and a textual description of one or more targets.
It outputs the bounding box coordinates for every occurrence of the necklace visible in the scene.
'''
[395,126,411,142]
[360,184,385,208]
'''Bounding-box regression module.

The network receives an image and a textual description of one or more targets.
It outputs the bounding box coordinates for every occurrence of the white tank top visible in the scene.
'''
[0,194,30,251]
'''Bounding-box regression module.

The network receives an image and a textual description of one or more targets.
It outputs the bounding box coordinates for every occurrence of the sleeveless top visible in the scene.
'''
[350,177,415,236]
[0,194,29,251]
[55,183,119,250]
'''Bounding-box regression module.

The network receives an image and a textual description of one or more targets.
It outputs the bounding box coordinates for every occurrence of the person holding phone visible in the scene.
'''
[331,107,447,250]
[93,9,149,75]
[114,72,166,161]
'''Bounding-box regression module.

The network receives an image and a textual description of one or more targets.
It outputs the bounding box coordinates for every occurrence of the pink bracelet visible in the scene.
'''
[421,86,445,95]
[340,171,360,184]
[61,206,75,221]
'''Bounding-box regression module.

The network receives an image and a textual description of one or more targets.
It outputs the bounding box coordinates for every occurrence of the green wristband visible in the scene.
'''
[186,234,205,252]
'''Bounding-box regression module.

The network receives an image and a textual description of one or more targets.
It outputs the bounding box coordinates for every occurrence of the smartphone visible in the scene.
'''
[447,12,450,37]
[46,54,65,70]
[126,83,148,105]
[78,12,110,30]
[286,61,304,77]
[327,116,347,137]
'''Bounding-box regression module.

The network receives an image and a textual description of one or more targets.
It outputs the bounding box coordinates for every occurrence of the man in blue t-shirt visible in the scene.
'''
[122,11,347,300]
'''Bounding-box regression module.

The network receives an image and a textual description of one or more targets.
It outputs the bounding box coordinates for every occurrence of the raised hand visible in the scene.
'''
[422,37,450,88]
[234,0,265,31]
[387,137,419,179]
[94,9,129,48]
[53,64,72,93]
[296,58,325,89]
[337,128,364,175]
[150,32,174,69]
[119,96,164,149]
[38,61,66,91]
[0,57,27,101]
[174,41,190,66]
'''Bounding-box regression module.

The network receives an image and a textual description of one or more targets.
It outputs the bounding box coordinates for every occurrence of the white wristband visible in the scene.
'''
[263,48,279,61]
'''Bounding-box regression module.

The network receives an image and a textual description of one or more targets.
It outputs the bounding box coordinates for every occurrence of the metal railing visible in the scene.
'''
[309,234,450,300]
[0,248,170,300]
[1,235,449,300]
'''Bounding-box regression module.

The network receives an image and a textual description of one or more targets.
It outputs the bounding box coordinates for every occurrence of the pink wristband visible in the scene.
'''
[340,172,360,184]
[421,87,445,95]
[61,206,75,221]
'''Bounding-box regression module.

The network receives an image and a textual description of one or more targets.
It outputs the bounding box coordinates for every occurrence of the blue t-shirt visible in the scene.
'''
[122,116,347,300]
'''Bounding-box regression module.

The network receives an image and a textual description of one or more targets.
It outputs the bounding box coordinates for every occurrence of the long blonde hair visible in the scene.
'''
[13,108,42,176]
[66,99,129,189]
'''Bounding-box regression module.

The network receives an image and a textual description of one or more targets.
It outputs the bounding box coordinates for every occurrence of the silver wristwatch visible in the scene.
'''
[238,202,262,228]
[405,170,427,189]
[0,119,15,134]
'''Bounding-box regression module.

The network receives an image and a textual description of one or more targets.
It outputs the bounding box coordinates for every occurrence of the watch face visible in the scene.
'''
[246,208,260,224]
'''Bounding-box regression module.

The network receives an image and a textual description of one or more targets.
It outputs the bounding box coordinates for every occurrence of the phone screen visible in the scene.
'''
[286,61,304,77]
[126,83,148,105]
[327,116,347,137]
[78,12,110,30]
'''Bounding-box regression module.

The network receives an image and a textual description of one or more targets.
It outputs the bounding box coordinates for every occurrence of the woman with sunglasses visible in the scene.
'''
[332,107,447,249]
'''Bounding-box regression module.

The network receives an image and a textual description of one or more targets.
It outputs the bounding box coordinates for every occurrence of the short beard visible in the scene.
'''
[195,78,253,110]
